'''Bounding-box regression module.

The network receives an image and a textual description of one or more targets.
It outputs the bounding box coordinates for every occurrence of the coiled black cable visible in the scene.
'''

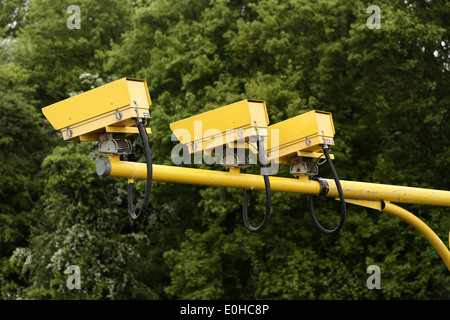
[308,144,346,234]
[127,118,152,221]
[242,137,271,233]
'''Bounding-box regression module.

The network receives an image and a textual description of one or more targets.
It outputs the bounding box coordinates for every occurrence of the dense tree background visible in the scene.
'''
[0,0,449,299]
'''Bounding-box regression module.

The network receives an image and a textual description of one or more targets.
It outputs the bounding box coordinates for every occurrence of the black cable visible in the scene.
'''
[308,144,346,234]
[242,137,271,233]
[127,118,152,221]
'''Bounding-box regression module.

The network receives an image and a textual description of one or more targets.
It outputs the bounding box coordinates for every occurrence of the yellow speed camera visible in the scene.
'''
[42,77,152,142]
[267,110,335,165]
[169,99,269,155]
[42,77,154,221]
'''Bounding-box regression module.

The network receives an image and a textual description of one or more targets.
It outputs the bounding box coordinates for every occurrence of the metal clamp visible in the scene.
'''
[220,147,250,168]
[290,157,318,176]
[312,177,329,197]
[98,132,132,155]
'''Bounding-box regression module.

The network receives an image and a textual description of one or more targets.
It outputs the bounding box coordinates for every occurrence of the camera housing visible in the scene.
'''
[267,110,335,166]
[42,77,152,142]
[169,99,270,165]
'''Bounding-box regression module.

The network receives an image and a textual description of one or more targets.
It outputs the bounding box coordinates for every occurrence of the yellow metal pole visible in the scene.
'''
[98,158,450,270]
[325,179,450,207]
[101,156,321,195]
[346,199,450,271]
[100,157,450,207]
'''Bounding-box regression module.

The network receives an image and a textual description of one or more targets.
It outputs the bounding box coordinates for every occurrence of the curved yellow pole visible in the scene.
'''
[346,199,450,272]
[383,202,450,272]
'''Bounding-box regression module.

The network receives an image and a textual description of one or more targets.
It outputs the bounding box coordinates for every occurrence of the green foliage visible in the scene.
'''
[13,0,134,105]
[0,37,52,280]
[0,0,28,37]
[2,143,159,299]
[1,0,450,300]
